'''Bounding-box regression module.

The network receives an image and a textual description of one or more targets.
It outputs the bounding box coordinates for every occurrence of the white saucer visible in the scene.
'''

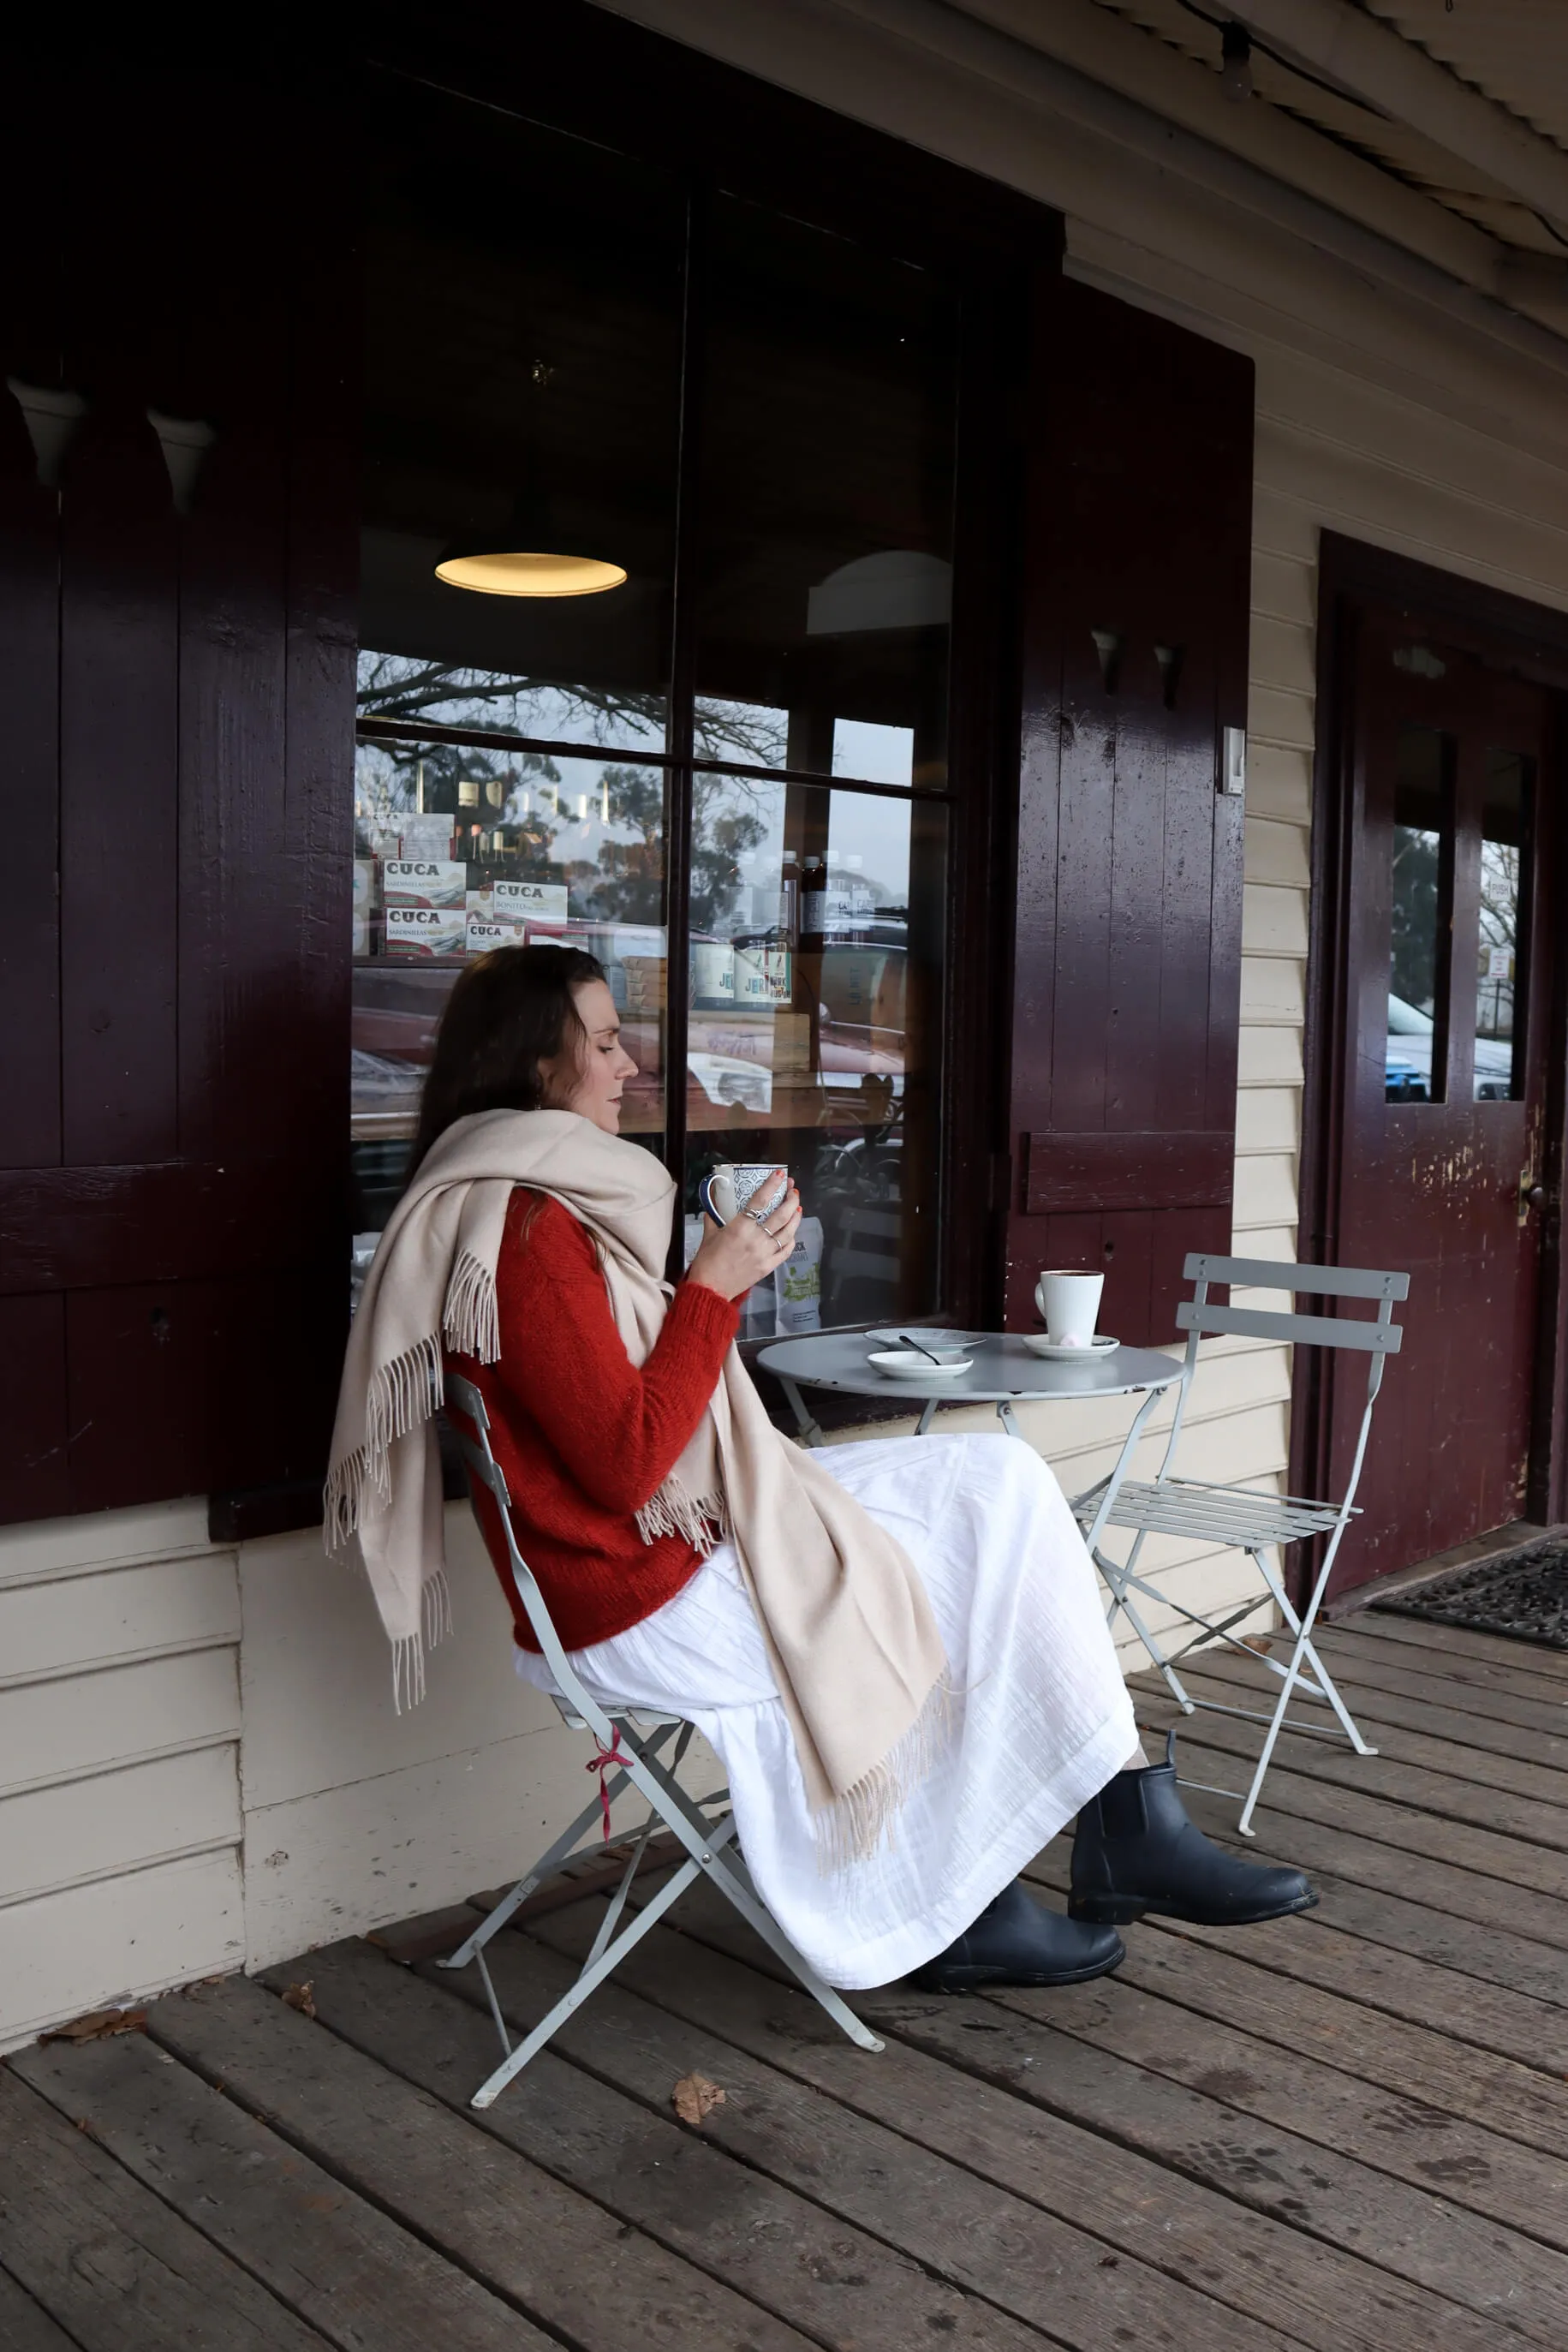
[867,1350,975,1379]
[868,1328,983,1353]
[1022,1334,1120,1360]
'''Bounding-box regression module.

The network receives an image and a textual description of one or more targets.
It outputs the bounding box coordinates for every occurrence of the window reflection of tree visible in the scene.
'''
[1390,824,1441,1016]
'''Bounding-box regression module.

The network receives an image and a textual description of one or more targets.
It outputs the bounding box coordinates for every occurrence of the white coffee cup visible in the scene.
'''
[1034,1269,1104,1346]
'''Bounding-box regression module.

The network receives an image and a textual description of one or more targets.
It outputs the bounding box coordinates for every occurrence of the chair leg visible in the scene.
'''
[440,1719,682,1971]
[1236,1549,1373,1837]
[625,1739,884,2059]
[469,1843,712,2107]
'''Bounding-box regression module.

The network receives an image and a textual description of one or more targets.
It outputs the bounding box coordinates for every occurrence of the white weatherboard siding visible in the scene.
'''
[4,0,1568,2045]
[0,1504,245,2050]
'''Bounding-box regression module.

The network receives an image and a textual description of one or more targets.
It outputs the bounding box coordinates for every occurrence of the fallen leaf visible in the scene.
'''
[280,1981,317,2020]
[1239,1633,1273,1654]
[671,2070,725,2126]
[40,2008,147,2045]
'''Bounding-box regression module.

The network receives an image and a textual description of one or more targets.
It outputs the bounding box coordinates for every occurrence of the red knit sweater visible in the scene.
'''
[445,1188,740,1654]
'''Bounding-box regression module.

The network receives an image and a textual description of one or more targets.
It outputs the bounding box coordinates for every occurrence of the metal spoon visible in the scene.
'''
[898,1331,946,1365]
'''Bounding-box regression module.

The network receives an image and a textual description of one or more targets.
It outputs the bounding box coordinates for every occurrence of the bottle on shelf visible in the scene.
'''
[801,853,827,952]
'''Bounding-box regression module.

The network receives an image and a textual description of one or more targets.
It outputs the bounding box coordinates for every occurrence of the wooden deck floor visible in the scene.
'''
[6,1607,1568,2352]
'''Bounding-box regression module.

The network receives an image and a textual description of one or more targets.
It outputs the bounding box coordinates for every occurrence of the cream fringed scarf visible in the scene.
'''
[325,1107,950,1867]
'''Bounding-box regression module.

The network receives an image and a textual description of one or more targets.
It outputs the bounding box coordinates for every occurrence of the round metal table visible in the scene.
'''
[757,1330,1184,1552]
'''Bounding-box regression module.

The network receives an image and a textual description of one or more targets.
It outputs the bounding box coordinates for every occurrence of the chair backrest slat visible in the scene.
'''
[1183,1252,1410,1304]
[1176,1301,1403,1352]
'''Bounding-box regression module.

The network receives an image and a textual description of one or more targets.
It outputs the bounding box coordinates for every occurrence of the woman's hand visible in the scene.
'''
[686,1172,802,1303]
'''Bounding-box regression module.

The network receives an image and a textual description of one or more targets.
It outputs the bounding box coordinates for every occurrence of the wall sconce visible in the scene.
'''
[146,409,218,515]
[7,379,88,487]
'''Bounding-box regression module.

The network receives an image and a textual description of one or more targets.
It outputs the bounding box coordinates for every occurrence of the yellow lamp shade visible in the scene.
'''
[434,547,626,598]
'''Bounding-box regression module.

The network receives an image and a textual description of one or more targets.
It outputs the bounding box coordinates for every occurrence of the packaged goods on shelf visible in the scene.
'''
[774,1217,824,1334]
[733,941,791,1006]
[494,878,569,922]
[383,858,466,908]
[690,938,735,1003]
[385,904,464,956]
[465,914,526,954]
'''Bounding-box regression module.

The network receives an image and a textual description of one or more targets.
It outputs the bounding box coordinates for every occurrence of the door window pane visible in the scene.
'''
[684,774,946,1334]
[1475,749,1531,1101]
[1386,723,1452,1104]
[694,196,957,791]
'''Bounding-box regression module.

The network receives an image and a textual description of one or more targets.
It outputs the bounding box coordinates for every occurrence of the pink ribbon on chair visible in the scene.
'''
[587,1728,632,1841]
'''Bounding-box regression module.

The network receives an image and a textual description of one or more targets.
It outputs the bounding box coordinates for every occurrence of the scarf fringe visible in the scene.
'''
[635,1477,731,1552]
[812,1674,956,1876]
[390,1567,456,1716]
[323,1332,444,1552]
[323,1255,496,1559]
[443,1249,500,1364]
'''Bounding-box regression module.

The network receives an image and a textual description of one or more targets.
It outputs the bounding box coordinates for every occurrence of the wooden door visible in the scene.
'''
[1325,614,1555,1597]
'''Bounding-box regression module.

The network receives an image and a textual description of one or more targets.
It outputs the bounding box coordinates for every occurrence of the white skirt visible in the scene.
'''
[514,1431,1137,1988]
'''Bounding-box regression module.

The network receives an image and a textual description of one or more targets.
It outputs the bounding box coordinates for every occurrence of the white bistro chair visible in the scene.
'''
[436,1371,882,2109]
[1070,1253,1409,1837]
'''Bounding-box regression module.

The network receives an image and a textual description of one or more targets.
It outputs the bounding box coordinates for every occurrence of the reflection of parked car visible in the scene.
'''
[1386,993,1512,1101]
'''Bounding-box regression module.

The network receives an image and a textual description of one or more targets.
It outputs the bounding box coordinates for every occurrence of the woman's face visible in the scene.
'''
[540,978,639,1133]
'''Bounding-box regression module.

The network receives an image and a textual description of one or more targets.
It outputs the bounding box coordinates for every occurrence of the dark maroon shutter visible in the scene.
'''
[0,65,353,1528]
[1005,278,1253,1344]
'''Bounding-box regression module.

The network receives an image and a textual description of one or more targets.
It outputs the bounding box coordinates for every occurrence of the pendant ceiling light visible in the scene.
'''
[435,362,626,598]
[435,503,627,599]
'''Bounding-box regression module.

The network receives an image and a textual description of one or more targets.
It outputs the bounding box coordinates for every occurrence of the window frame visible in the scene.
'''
[355,21,1061,1350]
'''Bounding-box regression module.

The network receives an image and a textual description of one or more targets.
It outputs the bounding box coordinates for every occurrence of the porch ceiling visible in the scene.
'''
[1092,0,1568,259]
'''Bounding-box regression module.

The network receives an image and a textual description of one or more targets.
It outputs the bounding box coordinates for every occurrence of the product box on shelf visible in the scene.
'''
[466,914,525,954]
[383,858,467,909]
[494,879,569,923]
[385,904,464,956]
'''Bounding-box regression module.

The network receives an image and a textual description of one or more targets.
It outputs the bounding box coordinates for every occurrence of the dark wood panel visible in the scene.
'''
[0,1295,69,1524]
[66,1267,343,1513]
[57,74,182,1166]
[1024,1129,1234,1214]
[175,87,293,1164]
[0,1162,339,1292]
[0,385,63,1173]
[1005,277,1251,1343]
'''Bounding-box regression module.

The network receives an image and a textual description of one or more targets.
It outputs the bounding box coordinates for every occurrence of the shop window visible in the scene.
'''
[354,77,961,1337]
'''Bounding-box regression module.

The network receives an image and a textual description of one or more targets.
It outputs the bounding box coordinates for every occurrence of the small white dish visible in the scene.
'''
[1022,1333,1120,1361]
[867,1349,974,1379]
[868,1328,982,1355]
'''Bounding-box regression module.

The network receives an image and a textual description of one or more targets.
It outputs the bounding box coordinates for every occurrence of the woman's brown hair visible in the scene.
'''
[408,942,606,1175]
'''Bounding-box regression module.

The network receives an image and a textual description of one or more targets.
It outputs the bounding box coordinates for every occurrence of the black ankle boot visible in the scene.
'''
[1070,1732,1317,1928]
[909,1879,1124,1992]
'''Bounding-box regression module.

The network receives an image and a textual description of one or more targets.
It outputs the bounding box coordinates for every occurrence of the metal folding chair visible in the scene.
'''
[436,1371,882,2108]
[1070,1253,1409,1836]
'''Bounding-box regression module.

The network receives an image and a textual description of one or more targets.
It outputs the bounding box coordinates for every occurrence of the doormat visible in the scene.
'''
[1374,1531,1568,1651]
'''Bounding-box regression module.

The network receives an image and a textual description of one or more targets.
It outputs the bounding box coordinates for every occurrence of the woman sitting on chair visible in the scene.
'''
[329,944,1313,1994]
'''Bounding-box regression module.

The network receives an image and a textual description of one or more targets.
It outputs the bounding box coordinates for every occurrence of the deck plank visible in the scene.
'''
[1252,1632,1568,1743]
[266,1938,1061,2352]
[1135,1676,1568,1856]
[143,1974,812,2352]
[1333,1611,1568,1684]
[1024,1842,1568,2086]
[0,2262,92,2352]
[0,2067,331,2352]
[1134,1724,1568,1935]
[520,1891,1534,2352]
[9,2029,551,2352]
[1148,1644,1568,1781]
